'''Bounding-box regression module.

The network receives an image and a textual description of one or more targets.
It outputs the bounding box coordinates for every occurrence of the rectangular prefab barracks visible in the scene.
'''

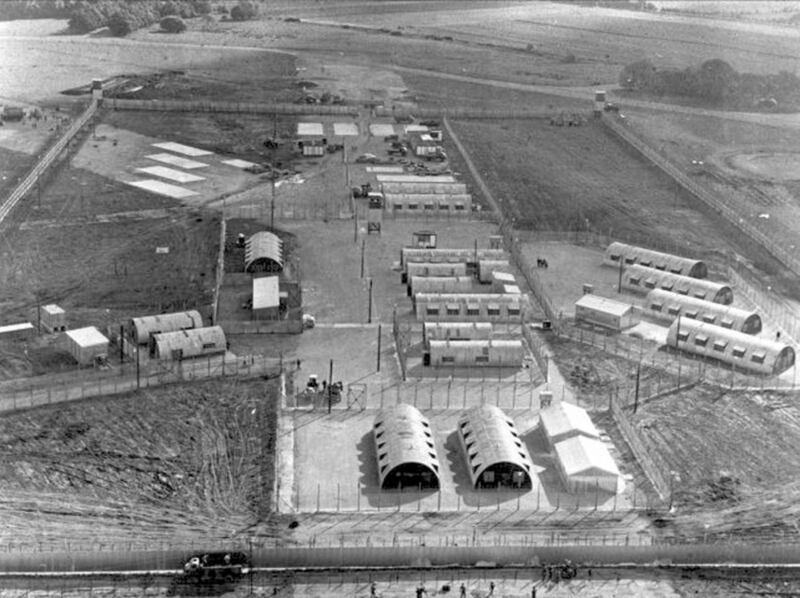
[574,294,638,331]
[414,293,526,322]
[425,339,524,368]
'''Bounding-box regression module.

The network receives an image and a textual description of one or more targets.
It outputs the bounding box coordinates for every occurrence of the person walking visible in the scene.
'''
[459,583,467,598]
[488,581,495,596]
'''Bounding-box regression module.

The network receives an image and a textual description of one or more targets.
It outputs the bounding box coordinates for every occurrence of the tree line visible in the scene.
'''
[0,1,261,35]
[619,58,800,110]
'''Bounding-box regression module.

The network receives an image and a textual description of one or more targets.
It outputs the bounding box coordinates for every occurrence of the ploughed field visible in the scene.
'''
[0,378,282,549]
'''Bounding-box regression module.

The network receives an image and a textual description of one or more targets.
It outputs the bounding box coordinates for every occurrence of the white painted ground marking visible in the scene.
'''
[146,153,208,169]
[135,166,205,183]
[404,124,429,133]
[333,122,358,136]
[369,124,395,136]
[221,159,258,169]
[365,165,405,173]
[297,122,324,136]
[151,141,212,156]
[126,179,198,199]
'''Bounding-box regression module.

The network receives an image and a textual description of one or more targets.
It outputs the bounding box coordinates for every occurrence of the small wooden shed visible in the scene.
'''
[41,304,66,333]
[65,326,109,365]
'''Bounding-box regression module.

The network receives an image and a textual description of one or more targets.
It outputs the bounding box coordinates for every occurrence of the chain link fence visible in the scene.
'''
[0,354,282,414]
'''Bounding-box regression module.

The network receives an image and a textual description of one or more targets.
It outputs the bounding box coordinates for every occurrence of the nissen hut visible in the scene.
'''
[151,326,227,361]
[373,404,440,490]
[457,405,533,489]
[621,264,733,305]
[645,289,761,334]
[604,242,708,279]
[130,310,203,346]
[666,318,794,375]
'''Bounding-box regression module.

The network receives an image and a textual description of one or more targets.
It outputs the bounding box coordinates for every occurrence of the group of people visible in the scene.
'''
[368,578,545,597]
[536,257,550,268]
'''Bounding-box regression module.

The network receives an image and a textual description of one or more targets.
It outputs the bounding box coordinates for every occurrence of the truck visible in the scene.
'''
[181,551,250,584]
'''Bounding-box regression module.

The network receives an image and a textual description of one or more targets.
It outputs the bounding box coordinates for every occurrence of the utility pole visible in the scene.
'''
[633,362,641,414]
[270,112,277,228]
[327,359,334,414]
[360,238,366,278]
[377,324,382,372]
[368,278,374,324]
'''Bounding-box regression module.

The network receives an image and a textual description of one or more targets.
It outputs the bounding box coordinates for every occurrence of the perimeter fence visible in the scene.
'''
[0,354,282,414]
[108,98,358,116]
[602,114,800,278]
[4,541,800,573]
[0,98,98,227]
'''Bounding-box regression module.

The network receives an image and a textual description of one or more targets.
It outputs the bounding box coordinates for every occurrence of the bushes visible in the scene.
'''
[160,15,186,33]
[230,0,258,21]
[619,57,800,109]
[67,1,207,36]
[107,11,133,36]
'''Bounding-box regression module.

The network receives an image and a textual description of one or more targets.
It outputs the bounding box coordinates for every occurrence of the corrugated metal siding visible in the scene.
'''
[131,310,203,345]
[373,404,440,489]
[245,232,284,273]
[604,242,707,278]
[457,405,533,488]
[152,326,227,360]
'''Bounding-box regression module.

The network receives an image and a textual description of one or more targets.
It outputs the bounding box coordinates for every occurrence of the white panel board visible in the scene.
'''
[369,124,396,136]
[365,166,405,173]
[146,153,208,169]
[297,122,324,136]
[126,179,198,199]
[135,166,205,183]
[404,124,429,133]
[253,276,280,309]
[376,174,456,183]
[222,159,258,169]
[151,142,213,156]
[333,122,358,136]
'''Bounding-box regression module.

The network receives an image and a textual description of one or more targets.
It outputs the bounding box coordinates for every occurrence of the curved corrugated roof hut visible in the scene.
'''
[645,289,761,334]
[130,310,203,345]
[245,232,284,274]
[604,242,707,279]
[621,264,733,304]
[152,325,227,361]
[666,318,794,375]
[457,405,533,489]
[373,404,440,490]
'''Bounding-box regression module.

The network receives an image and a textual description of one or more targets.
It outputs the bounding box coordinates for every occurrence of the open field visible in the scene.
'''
[0,377,283,549]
